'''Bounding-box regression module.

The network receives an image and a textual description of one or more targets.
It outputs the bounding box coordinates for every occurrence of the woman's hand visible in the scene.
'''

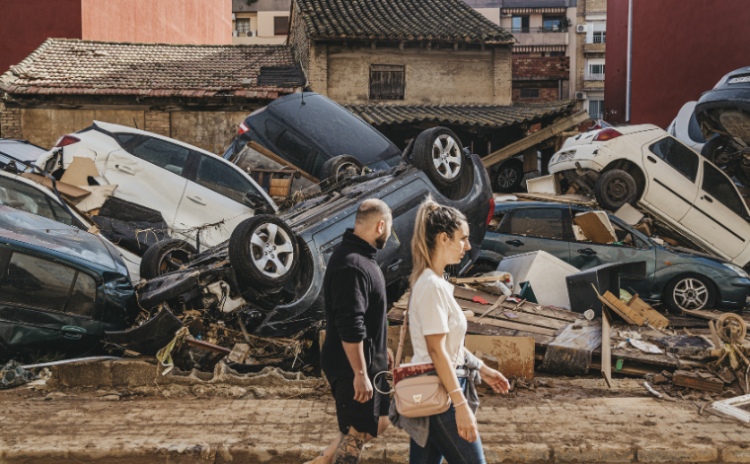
[455,402,480,443]
[481,366,510,394]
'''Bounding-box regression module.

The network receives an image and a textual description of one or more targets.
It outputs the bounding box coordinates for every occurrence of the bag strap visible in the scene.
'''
[394,293,410,369]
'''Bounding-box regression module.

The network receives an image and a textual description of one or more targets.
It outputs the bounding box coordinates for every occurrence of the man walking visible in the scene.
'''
[307,199,393,464]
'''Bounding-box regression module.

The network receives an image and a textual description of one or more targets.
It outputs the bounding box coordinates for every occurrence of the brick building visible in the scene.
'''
[0,39,304,152]
[232,0,291,45]
[574,0,607,119]
[287,0,575,158]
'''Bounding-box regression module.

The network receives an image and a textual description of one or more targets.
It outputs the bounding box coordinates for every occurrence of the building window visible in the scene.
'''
[589,100,604,119]
[593,31,606,44]
[589,64,605,75]
[236,18,251,34]
[542,16,565,32]
[512,16,530,33]
[370,64,405,100]
[520,88,540,99]
[274,16,289,35]
[546,51,564,57]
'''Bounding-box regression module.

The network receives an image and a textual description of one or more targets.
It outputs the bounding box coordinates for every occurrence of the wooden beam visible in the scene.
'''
[247,141,319,184]
[601,307,612,388]
[482,109,590,168]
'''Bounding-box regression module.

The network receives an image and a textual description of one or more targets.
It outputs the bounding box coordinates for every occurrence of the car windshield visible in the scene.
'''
[269,94,398,165]
[0,140,47,164]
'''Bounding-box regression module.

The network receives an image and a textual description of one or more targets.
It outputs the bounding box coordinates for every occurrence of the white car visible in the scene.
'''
[0,165,142,280]
[666,101,707,153]
[549,124,750,268]
[37,122,277,249]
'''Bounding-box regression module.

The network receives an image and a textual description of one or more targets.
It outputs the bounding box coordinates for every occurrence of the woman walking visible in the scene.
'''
[390,198,510,464]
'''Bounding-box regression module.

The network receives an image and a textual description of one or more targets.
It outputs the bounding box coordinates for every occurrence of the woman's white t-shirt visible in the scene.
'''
[408,268,467,367]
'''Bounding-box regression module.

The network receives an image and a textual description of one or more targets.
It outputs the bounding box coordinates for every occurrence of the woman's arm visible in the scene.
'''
[425,333,479,443]
[463,347,510,395]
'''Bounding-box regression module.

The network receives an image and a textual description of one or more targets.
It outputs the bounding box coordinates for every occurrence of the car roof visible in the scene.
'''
[0,139,48,164]
[0,205,116,271]
[88,121,219,158]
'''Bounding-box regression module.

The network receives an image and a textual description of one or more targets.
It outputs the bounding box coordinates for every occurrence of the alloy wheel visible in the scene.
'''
[672,277,709,310]
[249,223,295,278]
[497,168,518,189]
[431,134,462,180]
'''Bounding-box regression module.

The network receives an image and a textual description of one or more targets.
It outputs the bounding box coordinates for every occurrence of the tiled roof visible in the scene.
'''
[293,0,515,44]
[343,100,575,128]
[1,39,301,99]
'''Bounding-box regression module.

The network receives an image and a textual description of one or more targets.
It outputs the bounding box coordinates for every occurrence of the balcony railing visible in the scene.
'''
[537,27,567,33]
[511,27,530,33]
[585,73,605,81]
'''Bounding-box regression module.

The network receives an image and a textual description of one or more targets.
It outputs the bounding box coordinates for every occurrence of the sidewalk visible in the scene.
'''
[1,392,749,463]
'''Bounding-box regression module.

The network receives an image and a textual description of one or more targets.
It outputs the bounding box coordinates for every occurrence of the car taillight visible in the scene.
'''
[486,197,495,226]
[593,128,622,142]
[54,135,80,148]
[238,121,250,135]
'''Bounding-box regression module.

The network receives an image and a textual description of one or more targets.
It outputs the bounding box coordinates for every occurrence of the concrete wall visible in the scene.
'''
[0,0,83,74]
[321,45,512,105]
[81,0,231,45]
[4,108,246,154]
[605,0,750,128]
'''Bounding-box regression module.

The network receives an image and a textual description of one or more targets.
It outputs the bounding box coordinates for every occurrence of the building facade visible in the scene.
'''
[575,0,606,119]
[232,0,291,45]
[464,0,576,103]
[0,0,231,75]
[0,40,304,151]
[605,0,750,128]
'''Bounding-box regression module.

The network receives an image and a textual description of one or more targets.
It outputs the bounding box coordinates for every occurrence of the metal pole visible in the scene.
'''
[626,0,633,122]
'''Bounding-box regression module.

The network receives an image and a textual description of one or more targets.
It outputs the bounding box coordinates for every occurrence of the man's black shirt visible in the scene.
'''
[321,229,388,379]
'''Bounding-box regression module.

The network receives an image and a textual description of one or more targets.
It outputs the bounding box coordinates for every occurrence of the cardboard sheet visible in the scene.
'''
[574,211,617,244]
[60,157,100,186]
[73,185,118,213]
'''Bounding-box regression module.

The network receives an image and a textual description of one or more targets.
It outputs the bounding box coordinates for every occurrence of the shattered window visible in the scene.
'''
[507,208,566,240]
[0,252,75,313]
[702,162,746,216]
[275,130,313,167]
[195,155,263,205]
[66,272,96,318]
[649,137,699,182]
[0,177,62,224]
[132,138,190,177]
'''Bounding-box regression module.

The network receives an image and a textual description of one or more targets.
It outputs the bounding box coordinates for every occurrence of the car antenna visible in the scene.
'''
[133,117,138,129]
[301,92,306,105]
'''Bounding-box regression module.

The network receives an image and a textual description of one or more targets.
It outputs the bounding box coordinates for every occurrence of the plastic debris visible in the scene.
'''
[629,338,664,354]
[0,360,39,390]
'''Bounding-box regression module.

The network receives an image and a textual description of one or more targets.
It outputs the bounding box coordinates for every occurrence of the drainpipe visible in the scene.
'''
[626,0,633,122]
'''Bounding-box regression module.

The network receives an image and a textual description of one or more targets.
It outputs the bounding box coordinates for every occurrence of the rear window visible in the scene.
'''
[504,208,567,240]
[269,95,397,165]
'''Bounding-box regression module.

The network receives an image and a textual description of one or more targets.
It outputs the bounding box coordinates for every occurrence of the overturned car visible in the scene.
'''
[135,128,493,340]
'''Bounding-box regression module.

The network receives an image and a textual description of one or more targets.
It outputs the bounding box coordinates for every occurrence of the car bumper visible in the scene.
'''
[720,277,750,308]
[730,277,750,288]
[548,158,606,174]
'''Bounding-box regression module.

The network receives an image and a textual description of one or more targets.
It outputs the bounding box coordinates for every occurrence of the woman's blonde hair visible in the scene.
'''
[410,197,467,286]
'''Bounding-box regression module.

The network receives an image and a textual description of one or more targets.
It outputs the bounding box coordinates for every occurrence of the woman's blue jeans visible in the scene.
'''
[409,379,486,464]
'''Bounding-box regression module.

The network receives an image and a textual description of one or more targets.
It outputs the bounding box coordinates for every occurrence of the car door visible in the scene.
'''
[490,207,572,261]
[640,135,701,222]
[0,250,101,356]
[174,152,268,248]
[680,161,750,259]
[569,217,656,294]
[103,137,190,226]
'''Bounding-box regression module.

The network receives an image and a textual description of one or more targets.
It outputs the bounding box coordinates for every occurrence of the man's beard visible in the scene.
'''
[375,229,389,249]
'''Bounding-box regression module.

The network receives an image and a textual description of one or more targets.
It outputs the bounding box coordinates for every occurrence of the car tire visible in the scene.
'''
[229,215,299,289]
[594,169,637,211]
[412,127,465,188]
[493,160,524,193]
[663,273,716,313]
[140,239,197,280]
[320,155,364,186]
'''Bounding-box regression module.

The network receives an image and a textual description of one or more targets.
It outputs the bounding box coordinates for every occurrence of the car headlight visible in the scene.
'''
[723,262,749,278]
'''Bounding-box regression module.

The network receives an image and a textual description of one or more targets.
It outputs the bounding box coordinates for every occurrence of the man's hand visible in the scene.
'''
[353,372,373,403]
[387,350,394,370]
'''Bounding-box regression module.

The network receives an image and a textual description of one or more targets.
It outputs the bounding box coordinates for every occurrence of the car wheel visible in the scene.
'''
[320,155,364,186]
[664,273,716,313]
[594,169,637,210]
[140,239,197,280]
[493,160,524,193]
[412,127,464,188]
[229,215,299,289]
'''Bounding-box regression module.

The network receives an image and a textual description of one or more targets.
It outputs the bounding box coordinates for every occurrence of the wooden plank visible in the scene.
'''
[594,346,681,369]
[387,308,555,346]
[673,369,724,392]
[627,295,670,330]
[482,110,590,168]
[453,286,580,322]
[465,335,535,380]
[456,299,568,330]
[247,141,319,183]
[449,274,511,285]
[20,173,91,200]
[684,309,750,325]
[465,314,559,336]
[600,291,646,325]
[601,307,612,388]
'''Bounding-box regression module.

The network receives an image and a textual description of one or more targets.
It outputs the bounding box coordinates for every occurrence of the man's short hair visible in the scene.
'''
[355,199,392,226]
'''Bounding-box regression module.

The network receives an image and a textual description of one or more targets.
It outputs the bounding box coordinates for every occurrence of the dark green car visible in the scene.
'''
[0,205,136,361]
[476,202,750,312]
